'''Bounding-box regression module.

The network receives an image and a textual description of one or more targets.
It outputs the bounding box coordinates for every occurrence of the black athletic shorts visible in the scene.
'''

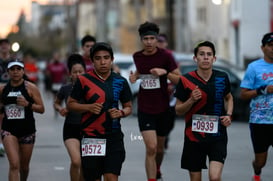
[81,132,125,180]
[137,110,169,137]
[63,122,81,141]
[250,123,273,153]
[181,138,227,172]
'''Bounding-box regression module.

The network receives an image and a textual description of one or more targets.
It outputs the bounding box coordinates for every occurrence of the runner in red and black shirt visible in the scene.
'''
[175,41,233,181]
[67,42,132,181]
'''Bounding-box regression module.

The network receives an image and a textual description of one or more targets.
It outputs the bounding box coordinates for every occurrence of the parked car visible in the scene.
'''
[113,53,134,73]
[178,57,250,121]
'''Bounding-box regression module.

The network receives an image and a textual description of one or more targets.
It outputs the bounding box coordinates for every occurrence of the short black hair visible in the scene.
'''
[81,35,96,47]
[67,53,86,72]
[90,42,113,61]
[194,41,216,56]
[138,21,160,37]
[261,32,273,46]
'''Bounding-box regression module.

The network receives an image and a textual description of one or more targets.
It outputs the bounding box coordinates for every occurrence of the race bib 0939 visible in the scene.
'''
[192,114,219,133]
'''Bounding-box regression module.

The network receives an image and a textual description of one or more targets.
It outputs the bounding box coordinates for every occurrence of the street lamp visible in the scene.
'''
[212,0,222,5]
[11,42,20,52]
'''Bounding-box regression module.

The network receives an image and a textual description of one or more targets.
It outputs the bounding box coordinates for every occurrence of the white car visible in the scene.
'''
[114,53,134,71]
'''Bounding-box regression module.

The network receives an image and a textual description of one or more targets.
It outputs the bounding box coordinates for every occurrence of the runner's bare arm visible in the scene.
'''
[167,68,181,85]
[120,101,132,117]
[224,92,233,116]
[129,70,139,83]
[27,82,45,113]
[67,96,103,114]
[53,96,67,117]
[175,86,201,115]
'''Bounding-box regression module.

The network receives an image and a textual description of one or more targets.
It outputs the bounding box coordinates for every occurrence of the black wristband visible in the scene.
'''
[256,85,267,95]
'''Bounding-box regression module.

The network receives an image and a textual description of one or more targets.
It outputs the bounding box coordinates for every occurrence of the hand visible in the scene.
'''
[89,103,103,114]
[266,85,273,94]
[16,95,28,107]
[190,86,202,102]
[220,115,232,127]
[129,71,137,83]
[59,108,68,117]
[108,108,122,119]
[150,68,167,76]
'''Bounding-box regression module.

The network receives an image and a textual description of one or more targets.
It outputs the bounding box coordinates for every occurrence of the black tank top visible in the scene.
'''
[1,81,35,137]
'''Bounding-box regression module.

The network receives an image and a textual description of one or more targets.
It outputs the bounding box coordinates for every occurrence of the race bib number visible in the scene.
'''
[5,104,25,119]
[81,138,106,157]
[192,114,219,133]
[139,74,160,89]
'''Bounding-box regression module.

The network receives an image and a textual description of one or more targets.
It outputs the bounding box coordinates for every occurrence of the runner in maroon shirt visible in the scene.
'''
[129,21,180,181]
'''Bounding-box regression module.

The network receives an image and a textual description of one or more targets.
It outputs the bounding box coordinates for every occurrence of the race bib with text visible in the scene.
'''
[139,74,160,89]
[192,114,219,133]
[81,138,106,157]
[5,104,25,119]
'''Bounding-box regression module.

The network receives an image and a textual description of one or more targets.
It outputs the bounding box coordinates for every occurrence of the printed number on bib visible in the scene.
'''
[5,104,25,119]
[139,74,160,89]
[192,114,219,133]
[81,138,106,157]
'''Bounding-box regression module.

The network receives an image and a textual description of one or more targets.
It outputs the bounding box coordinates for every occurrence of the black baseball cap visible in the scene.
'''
[89,42,113,60]
[262,32,273,46]
[0,38,10,44]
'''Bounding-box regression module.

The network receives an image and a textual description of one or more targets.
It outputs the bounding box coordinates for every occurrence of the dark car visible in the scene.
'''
[177,55,250,121]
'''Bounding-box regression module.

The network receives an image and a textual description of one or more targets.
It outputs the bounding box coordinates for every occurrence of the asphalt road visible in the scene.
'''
[1,85,273,181]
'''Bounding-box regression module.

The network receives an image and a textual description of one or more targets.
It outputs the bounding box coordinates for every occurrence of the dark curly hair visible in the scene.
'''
[138,21,160,37]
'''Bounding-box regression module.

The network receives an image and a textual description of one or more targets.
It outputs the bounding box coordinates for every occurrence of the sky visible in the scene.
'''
[0,0,51,38]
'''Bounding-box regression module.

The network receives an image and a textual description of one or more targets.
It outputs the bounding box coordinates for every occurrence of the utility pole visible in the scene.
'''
[96,0,106,41]
[174,0,183,52]
[134,0,141,49]
[145,0,153,21]
[166,0,174,49]
[64,0,77,52]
